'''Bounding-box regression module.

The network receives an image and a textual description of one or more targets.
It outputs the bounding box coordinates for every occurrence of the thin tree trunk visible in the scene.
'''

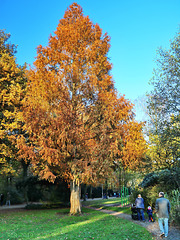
[90,185,92,199]
[21,160,30,203]
[83,184,87,201]
[70,180,81,215]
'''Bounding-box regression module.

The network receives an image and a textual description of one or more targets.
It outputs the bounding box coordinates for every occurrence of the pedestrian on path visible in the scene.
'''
[5,192,11,206]
[135,194,145,221]
[155,192,171,238]
[0,193,4,206]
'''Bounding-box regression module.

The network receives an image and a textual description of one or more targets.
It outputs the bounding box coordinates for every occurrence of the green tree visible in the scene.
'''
[147,30,180,170]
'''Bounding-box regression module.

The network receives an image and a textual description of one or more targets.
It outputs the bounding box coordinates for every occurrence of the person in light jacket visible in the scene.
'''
[155,192,171,238]
[135,194,145,221]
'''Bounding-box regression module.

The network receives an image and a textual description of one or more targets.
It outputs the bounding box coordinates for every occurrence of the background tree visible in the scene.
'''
[0,30,29,201]
[147,30,180,172]
[138,30,180,224]
[18,3,146,214]
[0,30,26,176]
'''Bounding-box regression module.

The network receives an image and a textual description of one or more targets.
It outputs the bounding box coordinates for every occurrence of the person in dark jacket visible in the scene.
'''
[0,193,4,206]
[155,192,171,238]
[135,194,145,221]
[147,206,154,222]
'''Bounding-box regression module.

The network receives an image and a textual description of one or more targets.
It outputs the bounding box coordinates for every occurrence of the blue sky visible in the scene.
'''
[1,0,180,120]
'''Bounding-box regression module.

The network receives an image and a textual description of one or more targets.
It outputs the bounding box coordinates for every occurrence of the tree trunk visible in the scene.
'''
[83,184,87,201]
[70,180,81,215]
[21,160,30,203]
[90,185,93,199]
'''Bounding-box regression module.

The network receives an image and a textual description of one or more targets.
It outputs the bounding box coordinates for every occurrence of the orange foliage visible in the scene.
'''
[18,3,146,185]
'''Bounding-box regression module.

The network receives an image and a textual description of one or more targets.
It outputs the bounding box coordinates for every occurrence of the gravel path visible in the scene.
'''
[87,207,180,240]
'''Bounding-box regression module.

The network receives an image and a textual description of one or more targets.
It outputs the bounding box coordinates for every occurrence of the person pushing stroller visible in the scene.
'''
[135,194,145,221]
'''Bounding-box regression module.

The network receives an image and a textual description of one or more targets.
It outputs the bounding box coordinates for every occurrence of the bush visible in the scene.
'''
[140,169,179,193]
[16,176,70,203]
[16,176,43,202]
[5,187,24,204]
[47,181,70,203]
[129,186,163,210]
[168,189,180,225]
[143,185,162,209]
[129,188,150,209]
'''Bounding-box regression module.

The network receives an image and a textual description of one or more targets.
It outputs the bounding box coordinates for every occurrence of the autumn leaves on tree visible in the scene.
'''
[1,3,147,214]
[0,30,26,176]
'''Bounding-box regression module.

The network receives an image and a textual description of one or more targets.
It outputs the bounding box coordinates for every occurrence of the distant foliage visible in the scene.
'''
[16,176,70,203]
[140,169,179,191]
[147,30,180,170]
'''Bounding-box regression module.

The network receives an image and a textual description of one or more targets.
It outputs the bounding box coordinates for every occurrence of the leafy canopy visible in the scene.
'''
[147,30,180,170]
[0,30,26,176]
[18,3,147,185]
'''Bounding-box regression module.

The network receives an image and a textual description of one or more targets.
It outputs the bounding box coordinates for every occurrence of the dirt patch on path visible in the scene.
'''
[86,207,180,240]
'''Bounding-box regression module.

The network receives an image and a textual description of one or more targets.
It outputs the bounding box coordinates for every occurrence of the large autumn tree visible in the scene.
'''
[18,3,146,214]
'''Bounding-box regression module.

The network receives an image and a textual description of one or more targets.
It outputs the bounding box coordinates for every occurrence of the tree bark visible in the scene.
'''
[70,180,81,215]
[83,184,87,201]
[21,160,30,203]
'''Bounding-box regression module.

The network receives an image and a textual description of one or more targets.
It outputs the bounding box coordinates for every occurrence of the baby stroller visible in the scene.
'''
[131,204,138,220]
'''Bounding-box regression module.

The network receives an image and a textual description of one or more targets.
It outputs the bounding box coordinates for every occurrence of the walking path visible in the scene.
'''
[87,207,180,240]
[0,204,27,210]
[1,203,180,240]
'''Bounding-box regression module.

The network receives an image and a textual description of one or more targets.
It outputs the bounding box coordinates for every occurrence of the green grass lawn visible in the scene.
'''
[102,205,132,214]
[82,197,128,207]
[82,197,132,214]
[0,208,153,240]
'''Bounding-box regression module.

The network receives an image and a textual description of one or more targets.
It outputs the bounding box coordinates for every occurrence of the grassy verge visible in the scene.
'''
[0,208,153,240]
[82,197,128,207]
[82,197,132,214]
[102,206,132,214]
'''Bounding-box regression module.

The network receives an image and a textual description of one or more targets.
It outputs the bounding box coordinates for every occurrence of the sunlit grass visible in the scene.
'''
[102,206,132,214]
[82,197,131,213]
[82,197,125,207]
[0,208,153,239]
